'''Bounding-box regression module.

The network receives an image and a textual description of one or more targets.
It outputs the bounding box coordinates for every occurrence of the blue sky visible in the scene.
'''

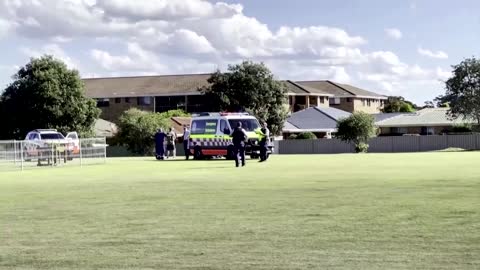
[0,0,478,104]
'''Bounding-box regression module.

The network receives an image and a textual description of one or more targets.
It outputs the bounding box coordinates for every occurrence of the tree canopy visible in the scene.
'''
[117,109,188,155]
[336,112,377,153]
[200,61,288,135]
[0,55,100,139]
[382,96,416,113]
[436,57,480,124]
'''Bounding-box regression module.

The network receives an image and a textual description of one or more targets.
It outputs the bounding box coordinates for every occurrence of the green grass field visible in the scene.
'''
[0,153,479,269]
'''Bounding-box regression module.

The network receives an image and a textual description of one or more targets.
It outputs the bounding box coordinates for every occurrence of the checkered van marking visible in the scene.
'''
[189,137,232,148]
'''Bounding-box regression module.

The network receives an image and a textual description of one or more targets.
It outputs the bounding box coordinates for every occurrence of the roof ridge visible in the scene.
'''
[313,107,338,121]
[326,80,356,96]
[285,120,301,129]
[82,73,213,80]
[286,80,311,94]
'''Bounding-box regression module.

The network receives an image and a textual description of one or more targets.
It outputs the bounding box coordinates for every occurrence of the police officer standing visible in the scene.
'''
[259,122,270,162]
[231,122,248,167]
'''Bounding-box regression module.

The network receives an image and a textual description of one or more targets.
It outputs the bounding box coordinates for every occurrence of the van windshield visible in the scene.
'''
[228,119,260,132]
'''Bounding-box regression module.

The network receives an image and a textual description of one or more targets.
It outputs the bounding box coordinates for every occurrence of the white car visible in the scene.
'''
[24,129,79,161]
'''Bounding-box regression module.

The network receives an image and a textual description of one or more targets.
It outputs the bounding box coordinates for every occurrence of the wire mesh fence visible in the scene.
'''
[0,137,107,171]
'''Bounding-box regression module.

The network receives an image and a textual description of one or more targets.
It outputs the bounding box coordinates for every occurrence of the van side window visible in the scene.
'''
[219,120,230,134]
[191,120,218,134]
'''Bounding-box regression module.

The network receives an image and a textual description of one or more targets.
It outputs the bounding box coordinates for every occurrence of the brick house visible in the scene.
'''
[295,81,387,114]
[83,74,386,123]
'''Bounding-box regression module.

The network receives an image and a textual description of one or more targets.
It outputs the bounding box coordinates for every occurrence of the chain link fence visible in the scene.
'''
[0,137,107,171]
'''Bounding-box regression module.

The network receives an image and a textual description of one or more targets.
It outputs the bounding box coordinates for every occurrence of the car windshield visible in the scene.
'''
[41,133,64,140]
[228,119,260,132]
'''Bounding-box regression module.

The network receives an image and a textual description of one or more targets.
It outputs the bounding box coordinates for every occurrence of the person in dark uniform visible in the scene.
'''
[231,122,248,167]
[182,125,191,160]
[259,121,270,162]
[155,128,166,160]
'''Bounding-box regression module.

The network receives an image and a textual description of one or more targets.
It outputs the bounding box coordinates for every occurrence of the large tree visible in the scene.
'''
[200,61,288,135]
[336,112,377,153]
[0,55,100,139]
[436,57,480,124]
[117,109,188,155]
[382,96,416,113]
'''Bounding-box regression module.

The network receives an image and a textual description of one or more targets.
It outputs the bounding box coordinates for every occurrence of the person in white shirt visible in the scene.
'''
[183,125,191,160]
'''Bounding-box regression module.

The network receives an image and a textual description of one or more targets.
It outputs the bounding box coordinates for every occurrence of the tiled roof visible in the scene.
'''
[282,81,333,96]
[94,119,118,137]
[295,80,386,99]
[376,108,475,127]
[83,74,384,99]
[373,112,408,123]
[83,74,212,98]
[171,117,192,135]
[284,107,351,132]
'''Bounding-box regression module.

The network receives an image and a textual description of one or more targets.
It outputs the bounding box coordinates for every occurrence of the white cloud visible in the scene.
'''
[0,0,451,103]
[97,0,242,21]
[418,47,448,59]
[385,28,402,40]
[20,43,78,69]
[0,19,13,39]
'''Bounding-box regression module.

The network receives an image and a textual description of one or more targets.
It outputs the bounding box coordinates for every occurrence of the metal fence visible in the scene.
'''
[278,134,480,154]
[0,137,107,171]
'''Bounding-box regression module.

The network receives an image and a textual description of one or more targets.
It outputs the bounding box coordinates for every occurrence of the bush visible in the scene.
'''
[116,109,187,155]
[336,112,377,153]
[355,142,369,153]
[452,124,473,133]
[295,132,317,140]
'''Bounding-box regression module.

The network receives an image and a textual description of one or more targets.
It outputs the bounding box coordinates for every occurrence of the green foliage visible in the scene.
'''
[336,112,377,153]
[382,96,416,113]
[117,108,175,155]
[451,123,473,133]
[436,57,480,124]
[294,132,317,140]
[200,61,288,135]
[0,55,100,139]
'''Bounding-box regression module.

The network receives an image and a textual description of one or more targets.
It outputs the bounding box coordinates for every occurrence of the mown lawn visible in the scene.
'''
[0,153,479,269]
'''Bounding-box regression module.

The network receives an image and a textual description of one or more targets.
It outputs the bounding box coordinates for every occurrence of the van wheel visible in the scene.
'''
[193,146,203,160]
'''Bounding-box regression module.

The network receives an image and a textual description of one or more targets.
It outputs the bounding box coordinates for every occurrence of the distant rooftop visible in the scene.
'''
[376,108,475,127]
[284,106,351,132]
[295,80,387,99]
[83,73,385,99]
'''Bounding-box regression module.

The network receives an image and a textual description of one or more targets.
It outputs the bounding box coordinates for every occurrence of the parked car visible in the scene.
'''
[24,129,79,162]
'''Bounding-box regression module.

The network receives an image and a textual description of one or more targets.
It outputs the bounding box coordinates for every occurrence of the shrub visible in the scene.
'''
[295,132,317,140]
[336,112,377,153]
[116,109,188,155]
[452,124,473,133]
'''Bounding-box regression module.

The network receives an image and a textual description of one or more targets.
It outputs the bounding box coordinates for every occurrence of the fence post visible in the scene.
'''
[20,141,24,171]
[103,137,107,163]
[13,140,17,165]
[79,139,83,168]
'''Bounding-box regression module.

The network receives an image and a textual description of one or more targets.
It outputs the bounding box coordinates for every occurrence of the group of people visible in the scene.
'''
[154,122,270,168]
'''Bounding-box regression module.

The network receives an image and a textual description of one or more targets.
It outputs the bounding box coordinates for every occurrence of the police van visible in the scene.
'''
[188,112,274,160]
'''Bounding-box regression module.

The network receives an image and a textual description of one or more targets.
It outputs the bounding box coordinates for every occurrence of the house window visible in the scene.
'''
[346,98,352,103]
[114,98,121,104]
[329,98,341,105]
[319,97,325,104]
[138,96,152,106]
[391,127,408,134]
[367,99,372,107]
[125,97,131,103]
[96,98,110,107]
[421,127,435,135]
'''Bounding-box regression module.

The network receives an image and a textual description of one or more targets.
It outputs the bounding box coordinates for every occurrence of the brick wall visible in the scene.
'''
[99,97,154,123]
